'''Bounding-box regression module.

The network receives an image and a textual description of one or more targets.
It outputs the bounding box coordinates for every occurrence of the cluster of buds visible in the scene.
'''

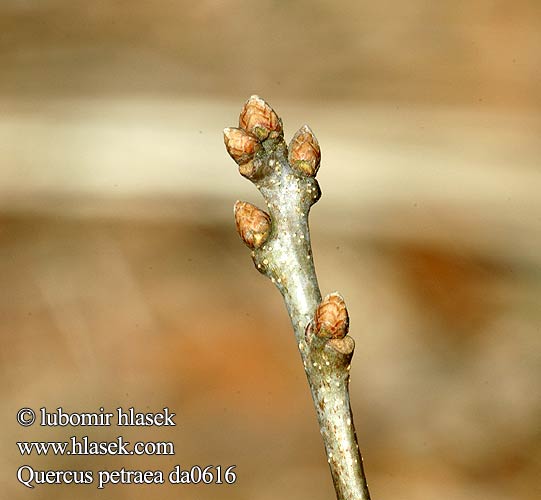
[225,95,323,253]
[314,292,349,339]
[224,95,321,180]
[234,201,271,250]
[223,95,283,180]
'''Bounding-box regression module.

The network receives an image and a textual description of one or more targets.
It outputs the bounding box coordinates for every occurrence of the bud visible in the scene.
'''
[314,292,349,339]
[239,95,282,140]
[224,127,260,165]
[238,160,261,180]
[234,201,271,249]
[328,336,355,356]
[288,125,321,176]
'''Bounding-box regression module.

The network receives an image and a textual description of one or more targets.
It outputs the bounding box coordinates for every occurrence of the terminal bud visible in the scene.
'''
[239,95,282,140]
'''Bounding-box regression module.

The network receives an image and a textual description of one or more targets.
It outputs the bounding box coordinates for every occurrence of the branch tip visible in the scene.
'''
[225,96,370,500]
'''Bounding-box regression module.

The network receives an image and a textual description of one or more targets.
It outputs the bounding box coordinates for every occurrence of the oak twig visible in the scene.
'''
[224,96,371,500]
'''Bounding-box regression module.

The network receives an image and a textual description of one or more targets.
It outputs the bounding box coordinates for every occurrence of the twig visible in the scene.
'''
[224,96,371,500]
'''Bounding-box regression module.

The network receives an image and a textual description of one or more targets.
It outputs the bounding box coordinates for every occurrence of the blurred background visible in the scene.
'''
[2,1,540,499]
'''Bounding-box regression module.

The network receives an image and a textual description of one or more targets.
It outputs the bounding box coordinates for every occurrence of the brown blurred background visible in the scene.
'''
[2,1,541,499]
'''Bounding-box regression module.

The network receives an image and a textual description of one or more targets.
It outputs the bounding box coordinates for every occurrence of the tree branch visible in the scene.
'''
[224,96,371,500]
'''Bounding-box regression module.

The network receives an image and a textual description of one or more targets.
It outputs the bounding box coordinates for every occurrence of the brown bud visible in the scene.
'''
[315,292,349,339]
[224,127,260,165]
[234,201,271,249]
[328,336,355,356]
[239,95,282,140]
[238,160,265,181]
[288,125,321,176]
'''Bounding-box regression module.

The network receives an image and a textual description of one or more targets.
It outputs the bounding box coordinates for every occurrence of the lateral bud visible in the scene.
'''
[223,127,260,165]
[239,95,282,140]
[315,292,349,339]
[234,201,271,250]
[288,124,321,177]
